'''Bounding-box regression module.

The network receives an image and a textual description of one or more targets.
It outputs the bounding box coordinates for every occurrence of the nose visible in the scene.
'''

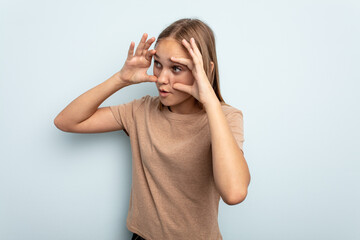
[156,69,170,85]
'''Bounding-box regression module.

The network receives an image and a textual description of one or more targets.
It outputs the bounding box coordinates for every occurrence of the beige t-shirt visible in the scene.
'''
[110,95,244,240]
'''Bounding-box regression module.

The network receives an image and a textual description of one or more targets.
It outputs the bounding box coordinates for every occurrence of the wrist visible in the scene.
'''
[202,93,221,110]
[109,72,131,89]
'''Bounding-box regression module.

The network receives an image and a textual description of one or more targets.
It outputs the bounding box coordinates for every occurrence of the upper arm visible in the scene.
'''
[225,109,245,152]
[55,107,123,133]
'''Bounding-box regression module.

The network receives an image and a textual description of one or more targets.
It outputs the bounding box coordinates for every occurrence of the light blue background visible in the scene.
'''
[1,0,359,239]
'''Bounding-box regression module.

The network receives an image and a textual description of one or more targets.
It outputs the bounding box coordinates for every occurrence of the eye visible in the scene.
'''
[172,66,182,72]
[154,60,161,68]
[154,60,182,73]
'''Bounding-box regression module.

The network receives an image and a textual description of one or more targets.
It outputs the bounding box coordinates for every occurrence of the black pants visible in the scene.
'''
[131,232,146,240]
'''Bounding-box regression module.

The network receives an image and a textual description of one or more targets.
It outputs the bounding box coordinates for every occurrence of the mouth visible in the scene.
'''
[159,89,171,97]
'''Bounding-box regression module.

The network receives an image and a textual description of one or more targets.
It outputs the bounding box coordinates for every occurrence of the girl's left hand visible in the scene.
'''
[171,38,217,106]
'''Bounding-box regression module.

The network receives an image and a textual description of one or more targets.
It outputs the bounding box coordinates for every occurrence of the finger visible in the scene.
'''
[183,38,203,70]
[181,39,197,62]
[145,49,156,62]
[173,82,192,95]
[127,41,135,60]
[144,74,158,82]
[135,33,148,56]
[143,37,156,52]
[170,56,193,70]
[190,38,203,61]
[141,37,155,56]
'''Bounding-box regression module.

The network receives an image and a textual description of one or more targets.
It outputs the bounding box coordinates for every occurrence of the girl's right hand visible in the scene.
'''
[117,33,158,85]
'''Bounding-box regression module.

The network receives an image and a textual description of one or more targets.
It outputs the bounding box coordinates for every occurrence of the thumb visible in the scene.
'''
[173,83,192,94]
[146,75,158,82]
[145,49,156,62]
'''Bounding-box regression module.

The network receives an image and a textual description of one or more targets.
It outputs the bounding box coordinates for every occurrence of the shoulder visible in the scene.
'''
[137,94,159,107]
[144,94,160,104]
[110,95,157,112]
[129,94,157,106]
[220,102,243,117]
[132,95,160,112]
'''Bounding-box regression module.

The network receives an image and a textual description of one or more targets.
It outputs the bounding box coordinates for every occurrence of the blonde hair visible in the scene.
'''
[154,18,228,111]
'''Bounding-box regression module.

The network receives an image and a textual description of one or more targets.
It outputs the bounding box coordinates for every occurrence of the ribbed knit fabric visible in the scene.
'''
[110,95,244,240]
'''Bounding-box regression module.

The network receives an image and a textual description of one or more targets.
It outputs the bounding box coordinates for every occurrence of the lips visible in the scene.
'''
[159,89,170,93]
[159,88,171,97]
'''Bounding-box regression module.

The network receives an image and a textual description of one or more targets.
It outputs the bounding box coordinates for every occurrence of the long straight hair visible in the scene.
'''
[155,18,227,111]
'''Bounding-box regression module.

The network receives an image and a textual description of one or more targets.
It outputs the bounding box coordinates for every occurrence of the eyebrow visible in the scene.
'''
[154,53,187,67]
[154,53,171,62]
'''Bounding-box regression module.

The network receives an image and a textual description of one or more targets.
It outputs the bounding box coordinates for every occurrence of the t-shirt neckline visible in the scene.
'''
[162,104,206,121]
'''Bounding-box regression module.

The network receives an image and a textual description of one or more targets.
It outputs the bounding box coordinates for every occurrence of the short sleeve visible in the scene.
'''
[225,109,245,153]
[109,95,148,135]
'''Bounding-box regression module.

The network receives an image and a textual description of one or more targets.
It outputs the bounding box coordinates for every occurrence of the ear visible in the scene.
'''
[210,61,214,73]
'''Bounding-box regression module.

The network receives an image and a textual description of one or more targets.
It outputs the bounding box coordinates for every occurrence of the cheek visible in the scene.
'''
[172,73,194,85]
[153,66,159,76]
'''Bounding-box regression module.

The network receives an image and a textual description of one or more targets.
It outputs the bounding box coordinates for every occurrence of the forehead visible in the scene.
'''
[154,38,191,59]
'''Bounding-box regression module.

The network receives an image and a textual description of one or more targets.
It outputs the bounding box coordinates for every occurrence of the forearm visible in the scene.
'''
[204,98,251,205]
[54,72,129,125]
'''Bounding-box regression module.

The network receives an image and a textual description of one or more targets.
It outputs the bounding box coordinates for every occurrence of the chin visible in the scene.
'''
[159,92,193,106]
[159,98,172,107]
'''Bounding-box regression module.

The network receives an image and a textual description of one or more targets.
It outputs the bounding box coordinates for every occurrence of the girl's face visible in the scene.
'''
[153,37,201,114]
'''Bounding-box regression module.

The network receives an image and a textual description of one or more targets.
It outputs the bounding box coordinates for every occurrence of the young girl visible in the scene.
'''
[54,18,251,240]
